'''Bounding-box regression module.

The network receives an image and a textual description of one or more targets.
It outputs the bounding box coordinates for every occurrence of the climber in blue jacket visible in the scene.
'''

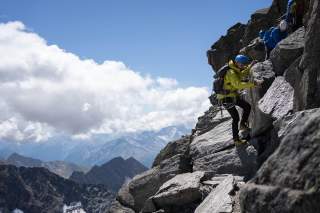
[259,20,288,59]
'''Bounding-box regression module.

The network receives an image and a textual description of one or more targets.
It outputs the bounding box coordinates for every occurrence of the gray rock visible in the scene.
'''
[295,0,320,110]
[243,60,275,136]
[123,153,190,212]
[190,118,233,160]
[240,184,320,213]
[194,106,230,136]
[190,118,257,179]
[152,136,191,168]
[258,76,294,121]
[252,76,294,136]
[195,175,235,213]
[270,27,305,76]
[240,38,266,62]
[127,166,162,212]
[240,108,320,212]
[209,23,247,71]
[283,56,304,112]
[116,183,135,210]
[192,145,257,180]
[108,200,135,213]
[152,171,205,207]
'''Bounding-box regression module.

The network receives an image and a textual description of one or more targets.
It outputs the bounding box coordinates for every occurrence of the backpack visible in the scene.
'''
[213,64,230,95]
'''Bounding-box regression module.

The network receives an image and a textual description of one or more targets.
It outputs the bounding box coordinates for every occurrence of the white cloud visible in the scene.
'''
[0,21,210,142]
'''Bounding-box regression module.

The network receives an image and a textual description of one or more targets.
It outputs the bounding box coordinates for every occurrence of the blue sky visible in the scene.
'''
[1,0,272,87]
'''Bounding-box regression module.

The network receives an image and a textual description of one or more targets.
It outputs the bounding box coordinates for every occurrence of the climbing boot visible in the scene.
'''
[234,139,248,146]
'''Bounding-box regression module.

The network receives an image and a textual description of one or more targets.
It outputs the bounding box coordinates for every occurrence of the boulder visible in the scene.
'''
[121,152,191,212]
[152,171,205,207]
[251,76,293,136]
[258,76,294,122]
[127,167,162,212]
[242,60,275,136]
[270,27,305,76]
[252,108,316,167]
[108,201,135,213]
[116,183,135,210]
[190,118,233,160]
[240,108,320,213]
[295,0,320,110]
[152,136,191,168]
[193,106,229,136]
[283,56,304,112]
[194,175,235,213]
[240,38,266,62]
[190,119,257,179]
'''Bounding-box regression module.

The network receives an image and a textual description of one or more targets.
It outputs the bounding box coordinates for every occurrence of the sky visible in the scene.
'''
[0,0,273,142]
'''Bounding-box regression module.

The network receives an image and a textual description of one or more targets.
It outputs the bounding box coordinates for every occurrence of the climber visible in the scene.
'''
[260,20,288,59]
[286,0,305,31]
[215,55,260,146]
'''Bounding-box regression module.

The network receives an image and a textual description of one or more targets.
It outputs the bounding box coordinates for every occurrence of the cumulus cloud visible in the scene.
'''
[0,21,210,142]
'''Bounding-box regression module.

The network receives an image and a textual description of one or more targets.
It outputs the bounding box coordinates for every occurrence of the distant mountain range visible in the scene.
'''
[0,164,114,213]
[1,153,89,178]
[0,125,190,167]
[70,156,147,192]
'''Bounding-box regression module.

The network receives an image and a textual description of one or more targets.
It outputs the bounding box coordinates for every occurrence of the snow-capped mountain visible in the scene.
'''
[0,125,190,168]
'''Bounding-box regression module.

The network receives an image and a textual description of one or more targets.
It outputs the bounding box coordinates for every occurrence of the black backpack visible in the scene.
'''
[213,64,230,95]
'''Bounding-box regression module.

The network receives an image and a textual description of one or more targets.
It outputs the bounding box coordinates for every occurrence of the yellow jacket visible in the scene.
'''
[216,60,255,99]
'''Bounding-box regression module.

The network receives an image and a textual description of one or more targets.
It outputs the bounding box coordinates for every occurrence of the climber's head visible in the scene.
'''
[234,55,250,69]
[279,20,288,32]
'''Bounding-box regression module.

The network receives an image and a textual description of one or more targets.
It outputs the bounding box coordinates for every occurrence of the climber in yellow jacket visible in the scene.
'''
[216,55,260,145]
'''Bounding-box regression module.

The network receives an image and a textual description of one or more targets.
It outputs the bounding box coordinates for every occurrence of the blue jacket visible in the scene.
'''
[262,27,288,50]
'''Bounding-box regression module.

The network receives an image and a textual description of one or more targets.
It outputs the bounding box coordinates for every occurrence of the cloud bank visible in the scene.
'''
[0,21,210,142]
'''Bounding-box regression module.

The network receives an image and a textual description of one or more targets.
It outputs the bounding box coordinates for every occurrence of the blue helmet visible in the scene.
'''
[235,55,250,64]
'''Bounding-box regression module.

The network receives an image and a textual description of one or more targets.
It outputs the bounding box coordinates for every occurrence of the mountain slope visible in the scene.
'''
[65,125,189,167]
[0,164,114,213]
[70,157,147,192]
[4,153,88,178]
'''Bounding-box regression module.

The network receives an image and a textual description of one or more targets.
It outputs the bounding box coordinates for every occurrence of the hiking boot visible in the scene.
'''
[234,139,248,146]
[239,122,250,131]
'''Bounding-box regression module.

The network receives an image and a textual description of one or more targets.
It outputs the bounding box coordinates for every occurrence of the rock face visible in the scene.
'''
[256,76,294,132]
[0,165,114,213]
[209,23,247,71]
[240,108,320,213]
[243,60,275,136]
[193,106,225,136]
[270,27,305,76]
[70,157,147,192]
[194,175,235,213]
[190,118,257,180]
[295,0,320,110]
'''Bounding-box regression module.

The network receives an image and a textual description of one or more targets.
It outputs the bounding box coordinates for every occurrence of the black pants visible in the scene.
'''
[223,97,251,140]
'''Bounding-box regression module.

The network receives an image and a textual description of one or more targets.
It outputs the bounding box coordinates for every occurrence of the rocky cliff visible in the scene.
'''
[109,0,320,212]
